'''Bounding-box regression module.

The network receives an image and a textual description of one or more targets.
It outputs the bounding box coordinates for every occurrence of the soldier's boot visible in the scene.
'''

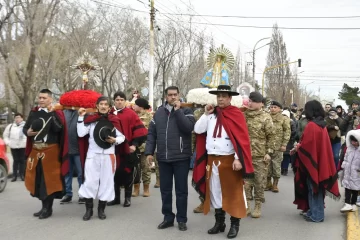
[193,202,204,213]
[227,216,240,239]
[272,178,279,193]
[143,184,150,197]
[246,200,252,216]
[98,200,107,220]
[154,177,160,188]
[83,198,93,221]
[265,177,273,191]
[208,208,226,234]
[251,201,262,218]
[132,183,140,197]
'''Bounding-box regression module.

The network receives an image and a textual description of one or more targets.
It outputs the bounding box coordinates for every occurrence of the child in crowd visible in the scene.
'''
[340,130,360,212]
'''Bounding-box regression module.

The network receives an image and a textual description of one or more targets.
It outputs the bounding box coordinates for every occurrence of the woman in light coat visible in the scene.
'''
[340,129,360,212]
[3,113,27,181]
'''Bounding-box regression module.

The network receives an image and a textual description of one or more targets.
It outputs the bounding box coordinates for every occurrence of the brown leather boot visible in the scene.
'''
[132,183,140,197]
[251,201,262,218]
[193,202,204,213]
[143,184,150,197]
[154,177,160,188]
[265,177,272,191]
[272,178,279,193]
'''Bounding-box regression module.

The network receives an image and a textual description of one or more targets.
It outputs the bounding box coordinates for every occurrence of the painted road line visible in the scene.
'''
[347,210,360,240]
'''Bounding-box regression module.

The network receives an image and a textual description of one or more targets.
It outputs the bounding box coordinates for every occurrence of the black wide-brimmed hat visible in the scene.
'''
[208,85,239,96]
[32,117,52,142]
[94,119,116,149]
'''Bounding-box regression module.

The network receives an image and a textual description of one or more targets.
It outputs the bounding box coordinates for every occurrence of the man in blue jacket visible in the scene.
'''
[145,86,195,232]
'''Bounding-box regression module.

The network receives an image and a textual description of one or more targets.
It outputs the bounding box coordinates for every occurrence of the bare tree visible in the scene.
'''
[265,24,293,106]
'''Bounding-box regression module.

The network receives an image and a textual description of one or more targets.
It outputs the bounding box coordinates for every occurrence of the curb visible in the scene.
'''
[347,210,360,240]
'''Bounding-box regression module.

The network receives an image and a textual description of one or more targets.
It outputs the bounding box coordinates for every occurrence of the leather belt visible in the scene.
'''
[33,143,49,150]
[208,154,234,157]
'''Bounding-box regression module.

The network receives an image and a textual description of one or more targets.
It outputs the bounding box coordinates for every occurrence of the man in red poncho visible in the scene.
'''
[292,100,340,222]
[23,89,69,219]
[193,85,254,239]
[107,91,147,207]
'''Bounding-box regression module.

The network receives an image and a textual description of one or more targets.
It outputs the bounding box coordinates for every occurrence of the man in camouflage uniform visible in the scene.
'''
[265,101,291,193]
[244,92,276,218]
[132,98,153,197]
[192,107,205,213]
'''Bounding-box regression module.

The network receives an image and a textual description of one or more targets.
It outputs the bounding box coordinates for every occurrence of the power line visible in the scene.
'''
[168,0,253,51]
[90,0,148,13]
[156,12,360,19]
[155,1,238,50]
[256,73,360,78]
[154,1,253,68]
[158,21,360,30]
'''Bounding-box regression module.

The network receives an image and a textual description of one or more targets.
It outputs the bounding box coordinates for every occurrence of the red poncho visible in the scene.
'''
[25,107,69,177]
[192,105,254,201]
[109,107,148,172]
[294,119,340,211]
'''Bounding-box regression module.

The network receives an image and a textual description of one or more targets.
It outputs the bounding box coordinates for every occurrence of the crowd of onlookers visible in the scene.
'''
[284,100,360,211]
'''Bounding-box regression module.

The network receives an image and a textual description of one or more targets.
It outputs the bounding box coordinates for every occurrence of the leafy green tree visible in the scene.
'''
[338,83,360,106]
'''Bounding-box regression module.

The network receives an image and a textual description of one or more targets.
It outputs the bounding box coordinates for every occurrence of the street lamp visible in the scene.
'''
[304,81,315,104]
[252,37,271,87]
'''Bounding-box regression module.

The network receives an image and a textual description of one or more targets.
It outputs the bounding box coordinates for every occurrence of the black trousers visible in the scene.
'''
[113,167,134,198]
[11,148,26,177]
[345,188,359,205]
[159,159,190,223]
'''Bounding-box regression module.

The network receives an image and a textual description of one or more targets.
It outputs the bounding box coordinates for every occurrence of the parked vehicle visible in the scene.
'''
[0,138,9,192]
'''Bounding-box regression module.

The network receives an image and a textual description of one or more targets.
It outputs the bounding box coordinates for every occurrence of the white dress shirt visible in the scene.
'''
[77,116,125,155]
[194,113,238,159]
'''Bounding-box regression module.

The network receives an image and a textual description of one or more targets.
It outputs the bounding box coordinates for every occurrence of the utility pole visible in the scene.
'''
[252,49,255,88]
[149,0,155,109]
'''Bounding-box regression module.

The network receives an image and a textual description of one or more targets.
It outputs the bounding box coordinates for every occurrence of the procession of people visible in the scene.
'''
[2,45,357,239]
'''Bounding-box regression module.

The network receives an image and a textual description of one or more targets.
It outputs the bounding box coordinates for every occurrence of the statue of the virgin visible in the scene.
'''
[200,45,235,88]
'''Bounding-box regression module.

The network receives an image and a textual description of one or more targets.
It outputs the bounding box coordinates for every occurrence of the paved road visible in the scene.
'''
[1,171,345,240]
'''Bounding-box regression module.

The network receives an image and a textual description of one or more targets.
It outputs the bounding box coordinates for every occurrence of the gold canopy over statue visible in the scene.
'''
[200,45,235,88]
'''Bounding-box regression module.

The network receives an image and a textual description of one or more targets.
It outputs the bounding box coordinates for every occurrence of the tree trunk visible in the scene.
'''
[22,45,37,117]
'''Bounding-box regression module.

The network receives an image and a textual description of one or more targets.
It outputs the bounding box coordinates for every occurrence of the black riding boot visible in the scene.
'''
[83,198,94,221]
[227,216,240,239]
[39,196,53,219]
[208,208,226,234]
[123,185,132,207]
[33,200,45,217]
[107,186,120,206]
[98,200,107,220]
